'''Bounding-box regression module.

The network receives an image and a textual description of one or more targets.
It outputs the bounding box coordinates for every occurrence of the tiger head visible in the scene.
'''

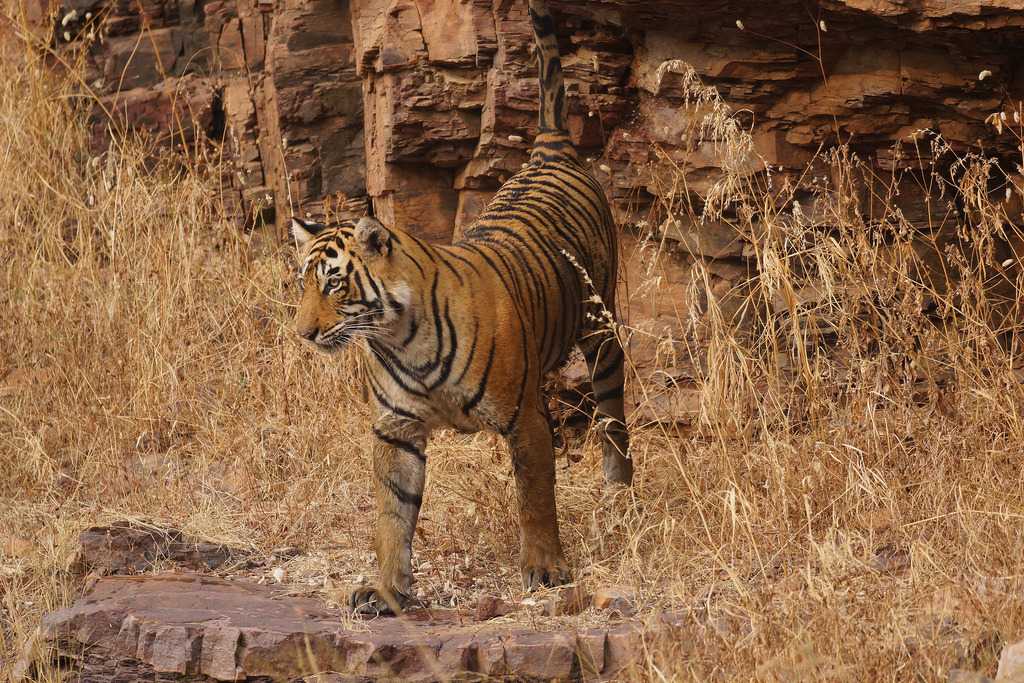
[291,216,411,352]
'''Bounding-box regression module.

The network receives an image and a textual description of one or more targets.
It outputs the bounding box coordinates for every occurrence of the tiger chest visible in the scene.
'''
[365,355,489,434]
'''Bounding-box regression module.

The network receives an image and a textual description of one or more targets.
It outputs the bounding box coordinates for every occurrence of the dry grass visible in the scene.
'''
[3,29,1024,683]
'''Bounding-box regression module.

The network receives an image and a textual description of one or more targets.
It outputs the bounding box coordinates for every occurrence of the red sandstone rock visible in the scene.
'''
[92,75,217,150]
[576,629,607,677]
[15,572,683,681]
[31,0,1024,236]
[593,585,637,617]
[475,594,517,620]
[103,28,184,89]
[605,622,646,673]
[217,17,246,71]
[503,631,577,679]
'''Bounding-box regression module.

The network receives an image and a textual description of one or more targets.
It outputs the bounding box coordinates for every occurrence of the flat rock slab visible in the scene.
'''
[72,522,250,576]
[20,572,684,681]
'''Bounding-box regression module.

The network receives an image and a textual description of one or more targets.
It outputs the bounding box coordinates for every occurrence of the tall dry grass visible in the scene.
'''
[2,26,1024,683]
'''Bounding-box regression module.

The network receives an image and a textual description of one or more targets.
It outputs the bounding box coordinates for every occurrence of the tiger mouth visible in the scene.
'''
[324,332,352,349]
[309,330,352,353]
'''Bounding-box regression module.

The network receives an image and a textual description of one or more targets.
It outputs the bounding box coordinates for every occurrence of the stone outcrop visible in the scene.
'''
[14,572,684,681]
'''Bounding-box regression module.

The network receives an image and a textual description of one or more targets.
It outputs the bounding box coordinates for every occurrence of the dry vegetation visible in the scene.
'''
[3,28,1024,683]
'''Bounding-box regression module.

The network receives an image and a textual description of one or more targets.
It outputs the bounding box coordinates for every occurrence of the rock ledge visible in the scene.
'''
[16,572,682,681]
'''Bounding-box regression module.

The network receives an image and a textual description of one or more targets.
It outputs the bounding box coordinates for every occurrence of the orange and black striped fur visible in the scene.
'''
[291,0,631,616]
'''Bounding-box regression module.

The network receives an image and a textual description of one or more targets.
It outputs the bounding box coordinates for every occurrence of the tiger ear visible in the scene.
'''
[354,216,392,258]
[291,217,323,251]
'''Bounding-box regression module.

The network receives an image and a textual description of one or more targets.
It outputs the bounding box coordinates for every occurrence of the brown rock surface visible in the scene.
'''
[474,594,516,620]
[27,0,1024,231]
[592,585,637,617]
[20,0,1024,420]
[71,521,249,575]
[17,572,681,681]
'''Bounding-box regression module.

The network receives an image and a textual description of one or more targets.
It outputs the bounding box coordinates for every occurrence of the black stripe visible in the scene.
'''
[428,301,459,390]
[476,193,587,266]
[461,243,519,304]
[434,249,466,285]
[553,87,565,128]
[474,239,530,311]
[529,6,556,35]
[401,251,426,278]
[591,356,621,383]
[463,341,496,415]
[501,328,533,435]
[367,341,430,398]
[442,246,483,276]
[469,198,591,370]
[381,477,422,507]
[594,385,624,403]
[478,199,589,271]
[453,318,480,384]
[522,170,609,240]
[471,234,543,316]
[467,224,568,368]
[367,376,422,420]
[364,269,383,301]
[372,426,427,463]
[545,56,560,82]
[500,401,522,437]
[400,314,419,347]
[411,272,445,374]
[534,139,571,151]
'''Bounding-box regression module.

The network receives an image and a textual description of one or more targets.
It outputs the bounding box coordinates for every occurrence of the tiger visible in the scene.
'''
[290,0,632,616]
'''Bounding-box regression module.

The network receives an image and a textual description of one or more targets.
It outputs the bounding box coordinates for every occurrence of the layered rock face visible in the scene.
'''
[14,0,1024,418]
[25,0,1024,230]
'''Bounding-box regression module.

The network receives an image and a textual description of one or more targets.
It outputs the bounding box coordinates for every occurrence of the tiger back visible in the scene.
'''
[291,0,631,616]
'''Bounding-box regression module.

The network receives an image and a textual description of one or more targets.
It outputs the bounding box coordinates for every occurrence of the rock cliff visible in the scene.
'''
[19,0,1024,230]
[10,0,1024,419]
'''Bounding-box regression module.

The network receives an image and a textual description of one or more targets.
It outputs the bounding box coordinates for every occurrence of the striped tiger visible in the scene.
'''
[291,0,631,616]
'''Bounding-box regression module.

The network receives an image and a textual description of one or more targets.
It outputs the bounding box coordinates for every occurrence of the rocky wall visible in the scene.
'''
[13,0,1024,420]
[28,0,1024,230]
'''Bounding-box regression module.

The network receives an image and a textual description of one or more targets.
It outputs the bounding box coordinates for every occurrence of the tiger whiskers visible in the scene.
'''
[322,308,401,347]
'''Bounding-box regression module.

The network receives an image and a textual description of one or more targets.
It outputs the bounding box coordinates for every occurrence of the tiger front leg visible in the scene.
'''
[350,416,428,617]
[507,406,571,590]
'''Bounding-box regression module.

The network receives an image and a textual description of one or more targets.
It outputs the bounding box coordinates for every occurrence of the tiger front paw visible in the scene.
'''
[349,585,409,617]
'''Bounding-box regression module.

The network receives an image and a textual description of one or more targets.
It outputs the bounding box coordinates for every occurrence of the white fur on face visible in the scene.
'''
[390,283,413,316]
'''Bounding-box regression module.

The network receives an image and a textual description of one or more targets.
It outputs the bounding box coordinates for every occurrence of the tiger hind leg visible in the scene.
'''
[578,327,632,486]
[508,404,571,590]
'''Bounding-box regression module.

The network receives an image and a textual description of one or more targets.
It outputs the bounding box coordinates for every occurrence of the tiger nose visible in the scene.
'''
[298,325,319,342]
